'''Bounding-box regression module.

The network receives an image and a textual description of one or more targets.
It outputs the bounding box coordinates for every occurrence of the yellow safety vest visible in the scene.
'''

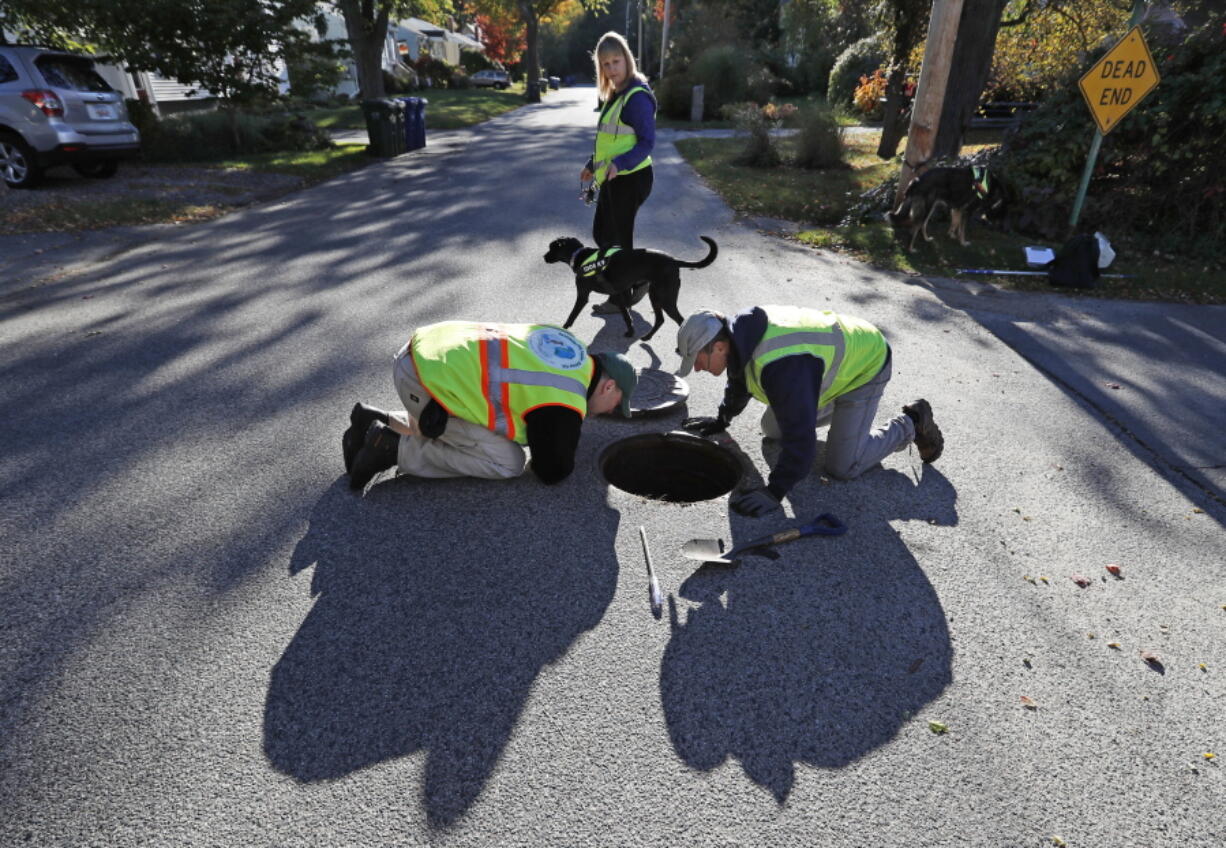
[593,83,653,186]
[743,306,888,409]
[411,321,594,444]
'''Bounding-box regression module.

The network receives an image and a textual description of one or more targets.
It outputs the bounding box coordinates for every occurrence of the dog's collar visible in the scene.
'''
[569,246,586,269]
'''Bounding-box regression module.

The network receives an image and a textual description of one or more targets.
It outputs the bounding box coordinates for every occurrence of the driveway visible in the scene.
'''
[1,86,1223,847]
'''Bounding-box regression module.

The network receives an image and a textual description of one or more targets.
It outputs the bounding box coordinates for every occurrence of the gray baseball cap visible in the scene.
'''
[675,310,726,376]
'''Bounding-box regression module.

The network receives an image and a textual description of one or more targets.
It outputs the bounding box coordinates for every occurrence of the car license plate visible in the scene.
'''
[87,104,116,120]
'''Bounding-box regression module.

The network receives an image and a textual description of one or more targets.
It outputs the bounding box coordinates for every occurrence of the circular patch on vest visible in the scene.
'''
[528,327,587,370]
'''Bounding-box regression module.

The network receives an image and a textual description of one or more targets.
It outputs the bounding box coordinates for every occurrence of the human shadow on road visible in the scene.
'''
[659,464,957,801]
[263,470,620,827]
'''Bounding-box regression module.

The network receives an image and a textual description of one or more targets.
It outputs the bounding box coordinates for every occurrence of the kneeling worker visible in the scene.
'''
[344,321,638,490]
[675,306,943,517]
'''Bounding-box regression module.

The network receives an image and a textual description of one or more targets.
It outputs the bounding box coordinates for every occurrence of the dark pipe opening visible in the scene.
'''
[599,432,742,502]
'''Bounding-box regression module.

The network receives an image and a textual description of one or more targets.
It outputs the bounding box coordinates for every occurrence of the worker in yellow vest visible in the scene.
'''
[675,306,944,517]
[343,321,638,491]
[580,31,656,315]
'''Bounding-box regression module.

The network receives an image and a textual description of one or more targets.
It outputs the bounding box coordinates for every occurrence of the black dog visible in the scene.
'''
[543,236,718,340]
[889,166,1007,251]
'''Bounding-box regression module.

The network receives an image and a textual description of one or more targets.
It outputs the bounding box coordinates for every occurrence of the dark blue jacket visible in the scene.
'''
[718,307,824,499]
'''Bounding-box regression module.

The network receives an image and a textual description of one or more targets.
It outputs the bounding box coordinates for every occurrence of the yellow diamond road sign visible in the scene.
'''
[1079,26,1160,135]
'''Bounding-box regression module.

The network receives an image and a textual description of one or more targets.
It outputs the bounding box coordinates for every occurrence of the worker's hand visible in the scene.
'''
[606,162,619,181]
[681,415,727,437]
[580,166,593,182]
[730,488,781,518]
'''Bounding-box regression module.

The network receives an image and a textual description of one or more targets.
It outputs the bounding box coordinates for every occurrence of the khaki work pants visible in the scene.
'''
[391,343,528,480]
[760,352,915,481]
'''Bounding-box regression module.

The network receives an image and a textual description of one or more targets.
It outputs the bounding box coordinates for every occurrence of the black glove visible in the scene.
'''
[730,488,780,517]
[682,415,728,437]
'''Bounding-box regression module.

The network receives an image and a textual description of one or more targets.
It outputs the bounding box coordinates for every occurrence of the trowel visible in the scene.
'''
[681,512,847,566]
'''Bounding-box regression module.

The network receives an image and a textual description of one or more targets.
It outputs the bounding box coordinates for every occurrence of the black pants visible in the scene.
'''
[593,165,653,250]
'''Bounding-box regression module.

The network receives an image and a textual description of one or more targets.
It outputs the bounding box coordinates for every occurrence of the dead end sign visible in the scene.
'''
[1078,26,1160,135]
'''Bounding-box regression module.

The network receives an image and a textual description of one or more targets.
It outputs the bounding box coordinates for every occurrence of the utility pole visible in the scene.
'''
[894,0,965,207]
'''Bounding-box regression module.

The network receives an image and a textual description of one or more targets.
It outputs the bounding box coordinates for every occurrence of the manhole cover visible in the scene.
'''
[629,368,689,417]
[599,432,742,502]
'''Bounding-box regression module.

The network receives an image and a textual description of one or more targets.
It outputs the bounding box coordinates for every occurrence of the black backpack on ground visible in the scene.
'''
[1046,234,1101,289]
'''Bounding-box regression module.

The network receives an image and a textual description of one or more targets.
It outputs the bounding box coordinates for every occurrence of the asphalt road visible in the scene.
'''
[2,86,1224,847]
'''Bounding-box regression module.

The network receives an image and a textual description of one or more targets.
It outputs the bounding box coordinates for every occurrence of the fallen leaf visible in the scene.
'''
[1108,642,1122,649]
[1087,632,1096,639]
[928,720,949,734]
[1193,508,1204,514]
[1020,695,1038,710]
[1072,575,1092,587]
[908,658,924,674]
[1039,576,1050,584]
[1205,752,1217,761]
[1106,564,1122,577]
[1052,837,1067,847]
[1141,651,1164,670]
[1106,382,1121,389]
[1199,663,1207,671]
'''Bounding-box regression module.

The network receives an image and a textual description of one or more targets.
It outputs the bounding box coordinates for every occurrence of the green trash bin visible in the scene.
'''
[362,98,406,157]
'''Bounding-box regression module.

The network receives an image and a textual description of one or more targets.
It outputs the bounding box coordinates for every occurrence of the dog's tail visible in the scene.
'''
[676,236,719,269]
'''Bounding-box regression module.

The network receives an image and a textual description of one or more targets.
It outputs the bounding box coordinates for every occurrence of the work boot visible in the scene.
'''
[349,421,399,491]
[342,403,389,473]
[903,398,944,463]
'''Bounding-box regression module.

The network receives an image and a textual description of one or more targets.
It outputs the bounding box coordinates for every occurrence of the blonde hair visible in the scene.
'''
[593,32,642,102]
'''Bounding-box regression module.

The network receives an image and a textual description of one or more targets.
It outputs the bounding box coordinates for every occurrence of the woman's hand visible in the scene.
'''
[580,166,593,182]
[606,162,619,181]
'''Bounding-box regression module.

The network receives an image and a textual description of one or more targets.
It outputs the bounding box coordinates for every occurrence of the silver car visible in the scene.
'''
[470,69,510,90]
[0,45,141,188]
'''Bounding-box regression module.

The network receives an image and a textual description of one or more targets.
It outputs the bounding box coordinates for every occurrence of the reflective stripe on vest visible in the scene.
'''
[411,322,593,444]
[744,306,888,409]
[580,246,621,277]
[593,84,653,186]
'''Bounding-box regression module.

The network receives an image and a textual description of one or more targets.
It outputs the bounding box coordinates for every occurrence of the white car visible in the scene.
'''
[470,69,510,90]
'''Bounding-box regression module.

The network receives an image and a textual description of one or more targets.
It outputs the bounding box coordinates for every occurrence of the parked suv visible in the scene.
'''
[470,69,510,90]
[0,45,141,188]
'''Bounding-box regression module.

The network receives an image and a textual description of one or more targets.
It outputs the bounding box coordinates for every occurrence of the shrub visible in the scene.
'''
[996,15,1225,259]
[655,72,695,120]
[794,102,846,170]
[746,66,783,104]
[827,36,884,107]
[287,49,348,102]
[724,101,796,167]
[690,45,749,119]
[852,69,887,119]
[138,109,333,162]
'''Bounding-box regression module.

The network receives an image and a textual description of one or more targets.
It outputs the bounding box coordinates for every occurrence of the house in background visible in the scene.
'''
[310,11,485,99]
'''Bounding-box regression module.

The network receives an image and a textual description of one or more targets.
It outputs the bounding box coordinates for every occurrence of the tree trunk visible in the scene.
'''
[931,0,1008,159]
[876,0,931,159]
[337,0,390,100]
[521,3,540,102]
[877,66,910,158]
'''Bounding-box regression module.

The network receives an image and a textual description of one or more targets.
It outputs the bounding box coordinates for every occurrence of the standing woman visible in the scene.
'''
[581,32,656,254]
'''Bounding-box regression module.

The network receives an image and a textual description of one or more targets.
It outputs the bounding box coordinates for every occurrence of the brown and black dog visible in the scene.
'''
[889,166,1007,251]
[543,236,718,340]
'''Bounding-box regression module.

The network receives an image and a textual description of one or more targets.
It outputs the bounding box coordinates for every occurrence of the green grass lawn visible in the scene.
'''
[306,84,534,131]
[205,145,371,183]
[675,132,1226,305]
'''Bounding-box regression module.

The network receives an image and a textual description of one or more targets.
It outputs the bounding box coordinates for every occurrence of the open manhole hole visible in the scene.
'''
[599,432,742,502]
